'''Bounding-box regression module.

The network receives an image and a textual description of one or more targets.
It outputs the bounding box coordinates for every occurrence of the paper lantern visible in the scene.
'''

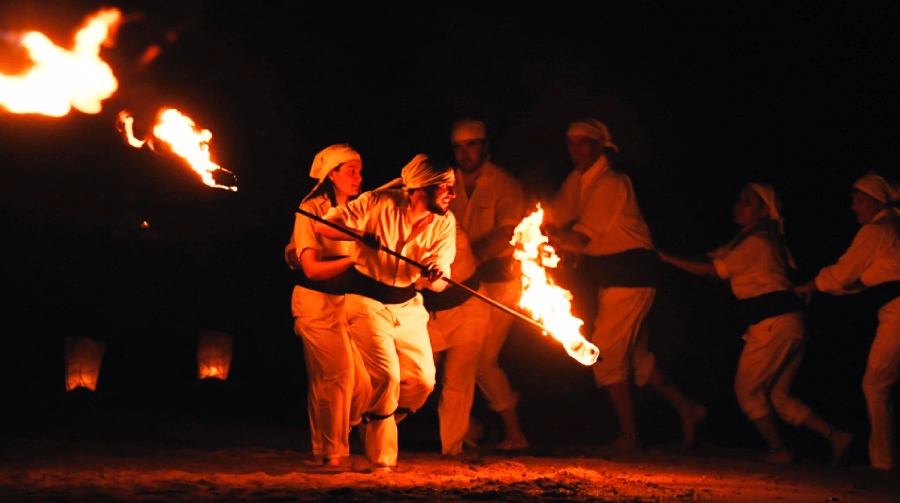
[64,336,106,392]
[197,330,234,380]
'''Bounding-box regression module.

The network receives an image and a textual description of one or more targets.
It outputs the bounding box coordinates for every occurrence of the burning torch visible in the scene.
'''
[297,207,601,366]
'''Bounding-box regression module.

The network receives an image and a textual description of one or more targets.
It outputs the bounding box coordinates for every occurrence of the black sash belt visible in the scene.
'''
[738,290,805,326]
[860,280,900,310]
[421,275,481,312]
[580,248,660,288]
[292,256,355,295]
[344,268,417,305]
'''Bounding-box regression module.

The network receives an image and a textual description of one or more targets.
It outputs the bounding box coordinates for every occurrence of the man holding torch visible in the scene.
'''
[313,153,457,472]
[544,118,706,454]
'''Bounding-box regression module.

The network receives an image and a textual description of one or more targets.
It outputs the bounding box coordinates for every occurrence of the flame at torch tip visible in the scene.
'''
[118,108,238,192]
[512,204,600,366]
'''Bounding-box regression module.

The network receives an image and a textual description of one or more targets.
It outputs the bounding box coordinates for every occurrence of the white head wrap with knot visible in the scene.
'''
[377,154,455,191]
[309,144,360,182]
[566,118,619,153]
[302,144,361,202]
[853,172,900,215]
[746,182,785,234]
[451,119,487,143]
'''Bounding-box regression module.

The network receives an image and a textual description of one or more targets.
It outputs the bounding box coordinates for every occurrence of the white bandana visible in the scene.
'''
[854,171,900,204]
[746,182,785,234]
[451,119,487,143]
[309,144,360,183]
[566,118,619,153]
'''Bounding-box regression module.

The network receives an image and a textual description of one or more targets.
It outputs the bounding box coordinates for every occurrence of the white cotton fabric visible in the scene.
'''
[451,119,487,143]
[402,154,455,189]
[309,144,360,182]
[854,171,900,217]
[566,118,619,153]
[746,182,785,234]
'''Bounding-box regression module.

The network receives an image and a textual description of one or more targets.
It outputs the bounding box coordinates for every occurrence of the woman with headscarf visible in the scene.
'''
[285,144,371,468]
[660,182,853,466]
[795,171,900,471]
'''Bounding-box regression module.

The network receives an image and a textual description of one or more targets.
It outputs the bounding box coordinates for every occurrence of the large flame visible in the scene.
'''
[0,9,121,116]
[512,205,600,365]
[118,109,238,192]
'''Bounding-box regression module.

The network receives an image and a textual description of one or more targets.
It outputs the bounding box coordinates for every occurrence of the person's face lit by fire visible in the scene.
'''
[566,134,603,173]
[424,182,456,215]
[733,186,769,230]
[851,189,885,225]
[452,138,487,174]
[329,159,363,199]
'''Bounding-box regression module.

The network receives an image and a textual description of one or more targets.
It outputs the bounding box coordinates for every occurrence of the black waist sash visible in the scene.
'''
[861,280,900,310]
[344,267,417,305]
[580,248,660,288]
[738,290,806,326]
[293,256,355,295]
[421,275,482,312]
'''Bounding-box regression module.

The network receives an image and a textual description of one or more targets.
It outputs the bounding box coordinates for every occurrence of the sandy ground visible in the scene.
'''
[2,419,898,503]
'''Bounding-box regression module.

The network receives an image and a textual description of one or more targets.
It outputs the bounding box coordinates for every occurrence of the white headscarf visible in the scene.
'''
[302,144,360,202]
[566,118,619,153]
[854,171,900,203]
[377,154,455,191]
[746,182,785,234]
[450,119,487,143]
[309,144,360,182]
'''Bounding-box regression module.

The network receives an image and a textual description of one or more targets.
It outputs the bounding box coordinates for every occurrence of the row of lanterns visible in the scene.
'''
[64,330,234,392]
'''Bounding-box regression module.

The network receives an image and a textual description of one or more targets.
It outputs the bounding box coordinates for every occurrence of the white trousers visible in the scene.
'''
[292,286,371,459]
[345,293,436,468]
[734,312,812,425]
[476,279,521,412]
[862,297,900,470]
[428,296,491,454]
[590,286,657,387]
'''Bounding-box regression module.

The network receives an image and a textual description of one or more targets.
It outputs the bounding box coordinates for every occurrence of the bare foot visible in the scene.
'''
[829,430,853,468]
[599,432,643,458]
[681,403,708,448]
[497,436,529,451]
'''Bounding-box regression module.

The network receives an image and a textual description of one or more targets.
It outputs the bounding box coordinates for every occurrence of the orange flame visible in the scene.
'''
[512,205,600,365]
[0,9,121,116]
[118,109,238,192]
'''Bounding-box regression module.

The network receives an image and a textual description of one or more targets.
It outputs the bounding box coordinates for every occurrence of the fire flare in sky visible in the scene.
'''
[118,109,238,192]
[512,205,600,366]
[0,8,121,116]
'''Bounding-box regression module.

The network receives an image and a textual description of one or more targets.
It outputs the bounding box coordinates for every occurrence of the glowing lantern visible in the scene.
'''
[64,336,106,392]
[197,330,234,380]
[511,204,600,365]
[0,8,121,116]
[117,109,238,192]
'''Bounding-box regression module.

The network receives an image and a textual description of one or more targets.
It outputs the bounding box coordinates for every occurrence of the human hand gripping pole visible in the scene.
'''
[296,208,599,363]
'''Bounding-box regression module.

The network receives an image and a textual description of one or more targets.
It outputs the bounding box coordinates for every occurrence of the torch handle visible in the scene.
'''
[295,208,549,334]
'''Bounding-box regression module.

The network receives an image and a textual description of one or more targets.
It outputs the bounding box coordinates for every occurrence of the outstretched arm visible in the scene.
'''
[658,250,718,278]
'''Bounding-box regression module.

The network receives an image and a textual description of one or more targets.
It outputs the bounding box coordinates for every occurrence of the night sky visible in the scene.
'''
[2,1,898,446]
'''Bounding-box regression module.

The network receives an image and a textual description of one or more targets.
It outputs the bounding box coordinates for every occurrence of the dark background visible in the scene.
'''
[1,0,898,460]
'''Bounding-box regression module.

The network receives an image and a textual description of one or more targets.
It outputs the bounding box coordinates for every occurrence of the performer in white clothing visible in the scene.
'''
[285,144,372,468]
[449,118,529,451]
[421,224,491,455]
[796,171,900,471]
[661,182,853,466]
[545,118,706,454]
